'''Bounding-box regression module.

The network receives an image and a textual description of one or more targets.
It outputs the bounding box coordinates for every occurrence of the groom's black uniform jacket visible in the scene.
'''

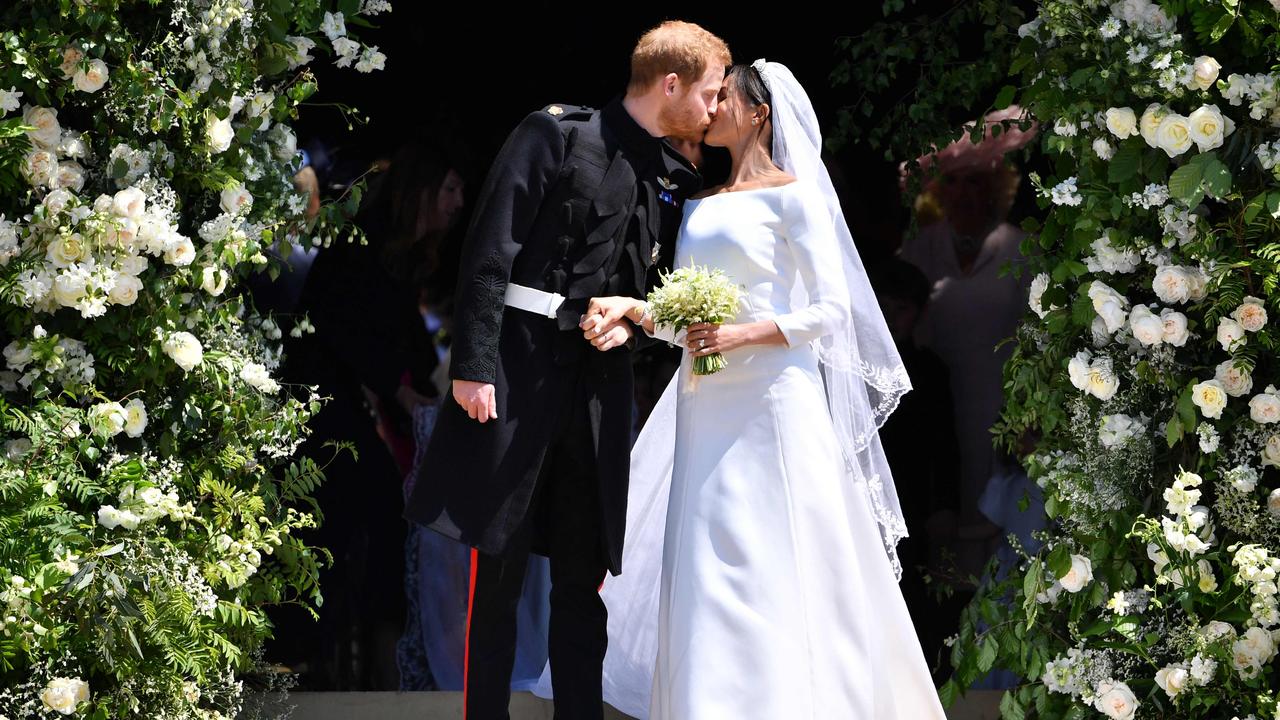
[404,98,700,574]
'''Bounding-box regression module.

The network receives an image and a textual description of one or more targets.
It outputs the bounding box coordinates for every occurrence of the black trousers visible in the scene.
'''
[464,375,610,720]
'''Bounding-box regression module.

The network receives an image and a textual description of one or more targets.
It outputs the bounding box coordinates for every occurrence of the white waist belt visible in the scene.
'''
[504,283,565,319]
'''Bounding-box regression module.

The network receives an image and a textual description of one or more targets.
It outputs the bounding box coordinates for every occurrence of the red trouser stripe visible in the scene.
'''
[463,547,479,720]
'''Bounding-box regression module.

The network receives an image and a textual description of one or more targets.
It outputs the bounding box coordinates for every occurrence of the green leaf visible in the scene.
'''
[1108,141,1142,183]
[1166,415,1184,447]
[994,84,1017,110]
[1168,162,1204,205]
[1246,193,1268,224]
[977,635,999,673]
[1000,691,1026,720]
[1047,545,1072,580]
[1203,158,1232,198]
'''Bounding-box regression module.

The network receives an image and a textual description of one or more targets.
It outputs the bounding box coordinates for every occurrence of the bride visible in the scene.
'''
[562,59,947,719]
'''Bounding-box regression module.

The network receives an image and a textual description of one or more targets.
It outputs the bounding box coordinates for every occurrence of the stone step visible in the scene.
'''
[260,690,1005,719]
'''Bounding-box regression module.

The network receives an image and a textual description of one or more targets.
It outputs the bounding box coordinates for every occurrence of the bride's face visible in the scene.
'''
[703,75,766,150]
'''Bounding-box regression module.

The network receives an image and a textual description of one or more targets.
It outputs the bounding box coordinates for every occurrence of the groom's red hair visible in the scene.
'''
[628,21,732,94]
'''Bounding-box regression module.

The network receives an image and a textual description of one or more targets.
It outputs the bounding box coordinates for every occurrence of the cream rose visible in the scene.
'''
[1215,360,1254,397]
[112,187,146,220]
[220,184,254,215]
[1153,265,1193,304]
[40,677,89,716]
[206,115,234,154]
[163,235,195,266]
[1129,305,1165,346]
[1088,360,1120,401]
[1263,434,1280,468]
[1106,106,1140,138]
[1156,113,1194,157]
[46,234,88,269]
[1192,56,1222,91]
[201,266,228,296]
[1068,351,1092,391]
[1140,103,1170,148]
[1059,554,1094,593]
[1233,296,1268,333]
[123,398,147,438]
[88,401,127,438]
[1192,379,1228,419]
[1161,309,1190,346]
[55,161,85,192]
[1155,664,1190,698]
[1218,318,1247,352]
[1188,104,1227,152]
[1093,681,1139,720]
[162,331,204,372]
[108,274,142,306]
[72,58,109,93]
[59,46,84,78]
[24,149,58,187]
[1250,393,1280,424]
[23,106,61,148]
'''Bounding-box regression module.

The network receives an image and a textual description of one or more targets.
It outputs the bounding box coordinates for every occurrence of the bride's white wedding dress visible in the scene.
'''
[540,180,947,719]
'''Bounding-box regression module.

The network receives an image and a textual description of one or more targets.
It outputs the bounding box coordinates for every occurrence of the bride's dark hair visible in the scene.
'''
[726,64,772,153]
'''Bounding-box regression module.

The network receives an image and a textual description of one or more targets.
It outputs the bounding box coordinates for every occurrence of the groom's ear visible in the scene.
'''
[663,72,681,97]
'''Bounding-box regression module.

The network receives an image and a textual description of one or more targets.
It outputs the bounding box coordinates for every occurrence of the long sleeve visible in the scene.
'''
[449,111,565,384]
[771,183,852,348]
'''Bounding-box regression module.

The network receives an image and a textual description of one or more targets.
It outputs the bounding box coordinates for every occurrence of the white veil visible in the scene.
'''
[533,59,914,718]
[752,58,912,573]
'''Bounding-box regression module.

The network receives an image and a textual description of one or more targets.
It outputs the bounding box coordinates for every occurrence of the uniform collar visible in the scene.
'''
[600,96,702,196]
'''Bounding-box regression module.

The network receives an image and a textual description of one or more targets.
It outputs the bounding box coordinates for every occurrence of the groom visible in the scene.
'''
[403,21,731,720]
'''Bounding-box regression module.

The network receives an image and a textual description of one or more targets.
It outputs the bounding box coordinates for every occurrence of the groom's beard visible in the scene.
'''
[659,101,710,143]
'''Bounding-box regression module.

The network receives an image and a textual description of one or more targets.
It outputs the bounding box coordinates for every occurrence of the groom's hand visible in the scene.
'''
[452,379,498,423]
[580,313,634,352]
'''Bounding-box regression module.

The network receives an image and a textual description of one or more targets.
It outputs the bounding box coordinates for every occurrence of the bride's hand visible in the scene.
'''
[584,296,644,327]
[685,322,750,356]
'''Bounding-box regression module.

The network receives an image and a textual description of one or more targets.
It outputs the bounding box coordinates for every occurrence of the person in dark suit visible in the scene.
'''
[402,20,731,720]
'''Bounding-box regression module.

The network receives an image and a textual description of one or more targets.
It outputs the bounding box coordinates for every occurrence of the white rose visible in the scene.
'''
[1216,360,1254,397]
[1153,265,1193,304]
[40,677,89,716]
[163,331,204,372]
[1192,56,1222,91]
[1106,106,1140,138]
[1068,351,1092,391]
[1218,318,1247,352]
[55,161,85,193]
[46,234,88,269]
[59,46,84,78]
[270,125,297,161]
[72,58,109,93]
[52,272,87,308]
[206,115,234,154]
[164,235,195,266]
[1193,380,1229,419]
[201,266,228,296]
[88,401,127,438]
[1156,113,1194,158]
[24,149,58,187]
[1088,360,1120,401]
[1263,434,1280,468]
[1140,103,1170,148]
[1093,680,1139,720]
[220,184,254,215]
[1093,137,1115,160]
[123,398,147,438]
[1250,394,1280,424]
[1155,664,1190,698]
[1189,104,1227,152]
[23,106,62,149]
[1129,305,1165,346]
[1160,309,1189,346]
[1268,489,1280,517]
[1234,296,1268,333]
[112,187,146,220]
[1029,273,1053,319]
[1059,554,1094,593]
[240,362,281,394]
[108,274,142,306]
